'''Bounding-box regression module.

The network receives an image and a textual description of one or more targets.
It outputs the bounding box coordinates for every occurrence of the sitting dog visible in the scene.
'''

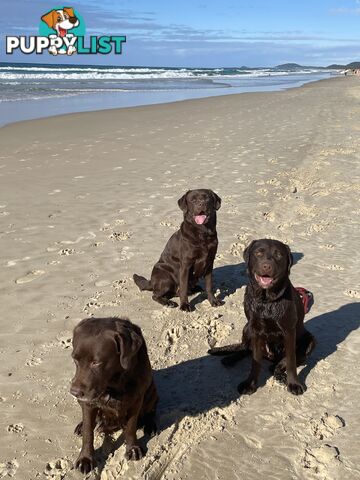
[41,7,79,55]
[209,239,316,395]
[70,317,158,474]
[133,189,222,311]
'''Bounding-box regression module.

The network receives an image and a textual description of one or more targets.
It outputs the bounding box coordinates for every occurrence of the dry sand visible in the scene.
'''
[0,76,359,480]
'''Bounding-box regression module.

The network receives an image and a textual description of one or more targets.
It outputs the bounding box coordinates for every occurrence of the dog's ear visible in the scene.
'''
[114,326,143,370]
[212,191,222,210]
[178,190,190,212]
[41,10,57,29]
[284,244,293,274]
[243,240,257,266]
[63,7,76,18]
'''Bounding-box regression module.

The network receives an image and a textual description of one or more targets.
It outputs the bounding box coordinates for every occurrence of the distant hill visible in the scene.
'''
[274,62,360,70]
[327,62,360,69]
[274,63,320,70]
[327,64,346,69]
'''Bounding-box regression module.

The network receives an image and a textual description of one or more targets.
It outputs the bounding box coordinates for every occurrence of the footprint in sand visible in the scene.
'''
[92,241,105,247]
[163,326,185,352]
[57,335,72,349]
[263,211,275,222]
[83,299,102,312]
[7,424,24,434]
[44,458,72,478]
[323,265,344,271]
[310,413,345,440]
[101,223,112,232]
[112,279,130,292]
[320,244,335,250]
[344,289,360,299]
[118,247,134,261]
[114,219,126,225]
[26,356,42,367]
[303,444,341,477]
[15,270,45,284]
[230,242,246,257]
[58,248,75,256]
[109,231,132,242]
[160,220,178,230]
[0,459,19,478]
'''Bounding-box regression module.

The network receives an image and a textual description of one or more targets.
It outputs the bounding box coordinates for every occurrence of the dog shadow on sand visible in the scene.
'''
[155,300,360,420]
[299,302,360,383]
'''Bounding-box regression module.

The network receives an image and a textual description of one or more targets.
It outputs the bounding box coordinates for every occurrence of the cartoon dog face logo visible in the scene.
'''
[41,7,79,55]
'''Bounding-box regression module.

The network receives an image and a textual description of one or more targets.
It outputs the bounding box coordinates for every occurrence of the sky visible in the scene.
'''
[1,0,360,67]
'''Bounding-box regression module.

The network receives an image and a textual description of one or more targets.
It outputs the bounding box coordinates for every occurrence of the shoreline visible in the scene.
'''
[0,75,359,480]
[0,72,336,128]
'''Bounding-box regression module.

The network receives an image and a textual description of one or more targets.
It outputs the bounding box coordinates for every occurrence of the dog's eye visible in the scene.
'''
[57,16,62,21]
[255,250,264,257]
[273,250,282,259]
[91,361,102,368]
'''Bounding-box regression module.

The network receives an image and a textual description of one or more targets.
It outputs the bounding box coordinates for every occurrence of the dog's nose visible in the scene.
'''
[262,263,272,273]
[70,386,84,398]
[69,16,78,24]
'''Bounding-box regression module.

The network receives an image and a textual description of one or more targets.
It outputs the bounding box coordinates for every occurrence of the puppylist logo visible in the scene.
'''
[6,6,126,56]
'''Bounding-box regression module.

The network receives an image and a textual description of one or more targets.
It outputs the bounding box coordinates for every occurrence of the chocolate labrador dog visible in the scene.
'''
[209,239,316,396]
[133,189,222,311]
[70,317,158,474]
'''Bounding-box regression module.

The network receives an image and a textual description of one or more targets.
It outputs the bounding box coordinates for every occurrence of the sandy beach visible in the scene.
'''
[0,76,359,480]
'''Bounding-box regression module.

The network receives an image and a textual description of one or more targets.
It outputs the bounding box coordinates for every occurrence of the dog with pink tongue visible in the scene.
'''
[134,189,222,311]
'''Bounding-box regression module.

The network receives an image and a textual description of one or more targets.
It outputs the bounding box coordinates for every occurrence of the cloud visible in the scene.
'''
[330,7,360,15]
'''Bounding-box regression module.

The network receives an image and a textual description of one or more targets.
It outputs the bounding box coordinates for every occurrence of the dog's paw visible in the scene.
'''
[287,382,305,395]
[74,421,83,436]
[166,300,178,308]
[180,302,194,312]
[75,454,96,474]
[144,418,157,437]
[237,380,257,395]
[125,445,144,461]
[209,297,223,307]
[273,368,287,385]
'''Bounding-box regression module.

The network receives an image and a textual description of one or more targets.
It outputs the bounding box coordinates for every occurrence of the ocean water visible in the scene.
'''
[0,63,340,126]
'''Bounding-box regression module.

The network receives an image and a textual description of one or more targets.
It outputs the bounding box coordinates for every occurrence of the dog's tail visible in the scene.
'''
[208,343,248,356]
[208,343,250,367]
[133,274,152,291]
